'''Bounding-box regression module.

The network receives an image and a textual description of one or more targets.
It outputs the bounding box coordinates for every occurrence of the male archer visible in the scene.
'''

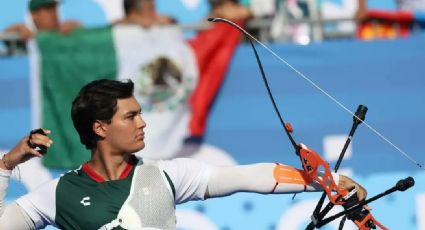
[0,79,365,229]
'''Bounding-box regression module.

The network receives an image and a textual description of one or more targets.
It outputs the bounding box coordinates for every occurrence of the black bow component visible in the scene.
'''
[208,17,416,230]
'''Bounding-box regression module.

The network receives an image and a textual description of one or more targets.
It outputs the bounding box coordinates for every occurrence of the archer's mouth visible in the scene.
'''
[136,132,145,140]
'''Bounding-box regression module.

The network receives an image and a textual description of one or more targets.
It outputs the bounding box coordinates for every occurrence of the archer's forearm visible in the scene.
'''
[0,168,11,216]
[0,168,36,229]
[205,163,340,198]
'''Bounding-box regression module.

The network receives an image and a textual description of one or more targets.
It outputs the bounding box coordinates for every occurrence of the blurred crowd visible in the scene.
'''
[4,0,251,39]
[2,0,252,54]
[2,0,425,53]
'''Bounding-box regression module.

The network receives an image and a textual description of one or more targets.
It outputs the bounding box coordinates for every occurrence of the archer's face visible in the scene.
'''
[103,96,146,155]
[31,4,60,31]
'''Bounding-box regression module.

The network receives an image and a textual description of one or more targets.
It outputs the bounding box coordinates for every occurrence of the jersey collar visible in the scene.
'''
[82,156,136,182]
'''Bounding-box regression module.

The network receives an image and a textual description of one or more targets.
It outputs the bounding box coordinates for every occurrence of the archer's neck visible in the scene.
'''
[88,146,133,181]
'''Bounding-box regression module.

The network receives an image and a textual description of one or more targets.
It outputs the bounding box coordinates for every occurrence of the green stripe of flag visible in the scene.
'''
[37,26,117,168]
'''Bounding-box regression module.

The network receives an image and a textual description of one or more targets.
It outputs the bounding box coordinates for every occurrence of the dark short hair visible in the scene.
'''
[209,0,238,8]
[71,79,134,149]
[29,0,59,12]
[123,0,152,15]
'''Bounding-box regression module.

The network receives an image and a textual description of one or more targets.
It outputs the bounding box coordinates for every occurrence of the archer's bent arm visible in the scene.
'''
[0,164,45,230]
[0,130,53,229]
[205,163,366,200]
[0,170,37,229]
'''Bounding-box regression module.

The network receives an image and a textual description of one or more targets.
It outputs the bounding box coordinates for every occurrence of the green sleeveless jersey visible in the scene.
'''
[16,157,211,229]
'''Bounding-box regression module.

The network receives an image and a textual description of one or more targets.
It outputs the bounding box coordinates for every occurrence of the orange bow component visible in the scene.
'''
[298,143,388,230]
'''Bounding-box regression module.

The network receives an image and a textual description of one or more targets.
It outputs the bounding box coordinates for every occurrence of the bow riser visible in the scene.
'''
[299,144,348,204]
[299,144,389,229]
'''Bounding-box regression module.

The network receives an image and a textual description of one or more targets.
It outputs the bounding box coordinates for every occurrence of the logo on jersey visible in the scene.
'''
[80,196,91,206]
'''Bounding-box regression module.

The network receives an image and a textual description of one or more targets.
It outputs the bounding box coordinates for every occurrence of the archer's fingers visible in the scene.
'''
[41,129,51,135]
[356,184,367,201]
[27,147,44,158]
[29,134,53,148]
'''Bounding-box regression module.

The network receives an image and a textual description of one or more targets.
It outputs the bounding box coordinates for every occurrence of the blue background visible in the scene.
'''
[182,36,425,230]
[1,36,424,229]
[1,0,424,229]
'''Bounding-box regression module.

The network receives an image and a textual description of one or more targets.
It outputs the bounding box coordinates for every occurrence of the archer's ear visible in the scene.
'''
[93,120,107,138]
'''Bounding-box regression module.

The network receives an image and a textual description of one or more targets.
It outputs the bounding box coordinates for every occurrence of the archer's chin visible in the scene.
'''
[136,142,145,151]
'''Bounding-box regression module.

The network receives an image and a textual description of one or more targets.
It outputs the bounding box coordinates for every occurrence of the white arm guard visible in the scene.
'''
[206,163,339,198]
[0,168,12,216]
[0,168,36,229]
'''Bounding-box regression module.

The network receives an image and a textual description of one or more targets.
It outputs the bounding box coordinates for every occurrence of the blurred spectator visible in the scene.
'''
[114,0,252,28]
[246,0,276,18]
[355,0,425,40]
[3,0,81,55]
[208,0,253,21]
[356,0,425,21]
[271,0,316,44]
[114,0,176,27]
[4,0,81,40]
[355,0,368,21]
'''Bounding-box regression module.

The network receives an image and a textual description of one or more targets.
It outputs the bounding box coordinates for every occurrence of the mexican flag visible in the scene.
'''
[30,23,242,169]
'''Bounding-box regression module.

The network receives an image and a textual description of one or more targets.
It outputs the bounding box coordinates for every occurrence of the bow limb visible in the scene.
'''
[208,17,299,153]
